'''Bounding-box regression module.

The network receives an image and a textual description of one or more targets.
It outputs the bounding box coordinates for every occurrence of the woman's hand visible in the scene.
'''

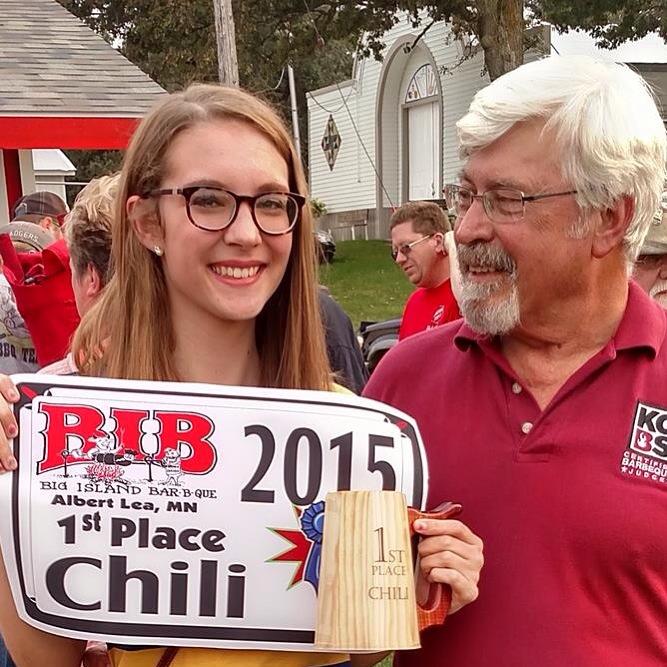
[0,375,19,472]
[414,518,483,614]
[82,642,111,667]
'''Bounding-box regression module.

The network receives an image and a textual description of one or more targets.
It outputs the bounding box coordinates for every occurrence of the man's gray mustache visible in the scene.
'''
[457,242,516,275]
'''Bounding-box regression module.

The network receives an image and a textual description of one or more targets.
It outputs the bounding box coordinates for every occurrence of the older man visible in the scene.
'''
[633,200,667,306]
[39,174,119,375]
[365,55,666,666]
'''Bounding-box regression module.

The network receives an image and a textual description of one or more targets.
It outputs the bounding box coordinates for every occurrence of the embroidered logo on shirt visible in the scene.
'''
[620,401,667,485]
[427,305,445,329]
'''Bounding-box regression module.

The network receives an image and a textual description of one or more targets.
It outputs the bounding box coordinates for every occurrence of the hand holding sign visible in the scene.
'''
[82,642,111,667]
[0,373,19,472]
[0,375,432,652]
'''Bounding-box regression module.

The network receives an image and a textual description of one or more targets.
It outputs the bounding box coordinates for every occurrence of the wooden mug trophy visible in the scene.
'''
[315,490,462,651]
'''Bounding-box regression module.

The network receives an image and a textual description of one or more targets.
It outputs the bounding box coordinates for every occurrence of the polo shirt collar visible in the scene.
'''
[454,280,666,359]
[614,280,665,357]
[454,322,493,351]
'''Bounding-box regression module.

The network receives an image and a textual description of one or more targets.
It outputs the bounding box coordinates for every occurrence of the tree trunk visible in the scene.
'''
[476,0,524,80]
[212,0,239,85]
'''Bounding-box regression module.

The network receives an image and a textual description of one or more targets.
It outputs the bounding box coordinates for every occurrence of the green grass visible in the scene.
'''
[319,240,413,330]
[320,242,405,667]
[320,241,401,667]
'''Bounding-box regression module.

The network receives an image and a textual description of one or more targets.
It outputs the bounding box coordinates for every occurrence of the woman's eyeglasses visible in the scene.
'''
[142,186,306,235]
[391,234,433,261]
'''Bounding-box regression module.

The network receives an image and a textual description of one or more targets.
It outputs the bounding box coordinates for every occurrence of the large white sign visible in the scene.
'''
[0,375,428,651]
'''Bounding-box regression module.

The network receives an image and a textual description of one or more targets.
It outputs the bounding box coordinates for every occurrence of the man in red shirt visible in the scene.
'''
[365,55,667,666]
[0,191,79,367]
[390,201,461,340]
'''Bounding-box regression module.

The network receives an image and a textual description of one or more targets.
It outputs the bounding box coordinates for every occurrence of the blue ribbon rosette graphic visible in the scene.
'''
[300,501,325,592]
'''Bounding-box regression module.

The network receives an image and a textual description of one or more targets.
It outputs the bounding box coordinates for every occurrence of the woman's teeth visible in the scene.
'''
[210,265,261,279]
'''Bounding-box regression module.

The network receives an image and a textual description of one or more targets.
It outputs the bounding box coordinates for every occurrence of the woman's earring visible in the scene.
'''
[153,246,164,257]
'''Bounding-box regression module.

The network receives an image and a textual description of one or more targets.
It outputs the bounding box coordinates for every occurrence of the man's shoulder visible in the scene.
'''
[403,287,427,309]
[399,288,429,335]
[403,281,455,314]
[430,277,453,294]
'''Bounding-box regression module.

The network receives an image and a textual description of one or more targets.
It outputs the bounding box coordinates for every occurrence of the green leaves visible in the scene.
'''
[528,0,666,48]
[56,0,662,179]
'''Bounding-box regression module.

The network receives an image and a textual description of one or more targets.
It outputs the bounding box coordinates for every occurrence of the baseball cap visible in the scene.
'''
[0,222,56,252]
[11,191,68,224]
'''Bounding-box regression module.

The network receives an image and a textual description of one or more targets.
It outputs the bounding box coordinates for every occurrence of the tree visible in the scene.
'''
[305,0,667,80]
[60,1,666,88]
[57,0,662,181]
[59,0,219,90]
[212,0,239,84]
[61,148,123,204]
[57,0,356,174]
[310,1,523,81]
[528,0,667,49]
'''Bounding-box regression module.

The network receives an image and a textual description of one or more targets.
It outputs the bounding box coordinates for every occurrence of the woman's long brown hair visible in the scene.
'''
[72,84,331,390]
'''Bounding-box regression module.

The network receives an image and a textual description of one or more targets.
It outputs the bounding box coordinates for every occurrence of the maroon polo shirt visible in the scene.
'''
[364,281,667,666]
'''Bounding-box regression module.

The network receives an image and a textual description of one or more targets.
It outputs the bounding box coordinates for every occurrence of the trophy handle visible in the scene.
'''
[407,501,463,631]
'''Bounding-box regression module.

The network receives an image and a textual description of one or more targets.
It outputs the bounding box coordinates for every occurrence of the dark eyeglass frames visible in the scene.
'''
[391,234,433,261]
[444,184,577,224]
[635,253,667,269]
[142,186,306,235]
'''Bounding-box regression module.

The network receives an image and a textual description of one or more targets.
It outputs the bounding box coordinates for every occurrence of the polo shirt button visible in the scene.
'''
[512,382,522,394]
[521,421,533,434]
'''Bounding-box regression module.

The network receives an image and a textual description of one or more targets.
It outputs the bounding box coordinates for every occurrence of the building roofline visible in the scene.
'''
[308,79,356,98]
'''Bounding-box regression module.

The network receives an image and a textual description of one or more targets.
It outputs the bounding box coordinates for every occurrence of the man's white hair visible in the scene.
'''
[457,55,667,262]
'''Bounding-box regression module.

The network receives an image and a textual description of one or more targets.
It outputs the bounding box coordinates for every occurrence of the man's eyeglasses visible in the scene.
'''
[443,184,577,224]
[391,234,433,261]
[635,253,667,269]
[142,186,306,235]
[653,193,667,222]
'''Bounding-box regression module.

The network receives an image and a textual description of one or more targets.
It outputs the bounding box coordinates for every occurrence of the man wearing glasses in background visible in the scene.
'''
[633,195,667,307]
[364,55,667,666]
[390,201,461,340]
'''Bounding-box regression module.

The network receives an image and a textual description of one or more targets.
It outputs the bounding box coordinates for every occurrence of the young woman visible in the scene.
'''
[0,85,483,667]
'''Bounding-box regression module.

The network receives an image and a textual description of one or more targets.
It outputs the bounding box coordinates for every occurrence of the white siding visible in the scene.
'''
[307,13,489,215]
[441,54,488,185]
[308,81,372,212]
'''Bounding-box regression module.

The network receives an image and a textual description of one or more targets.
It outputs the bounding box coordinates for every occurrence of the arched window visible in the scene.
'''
[404,63,437,103]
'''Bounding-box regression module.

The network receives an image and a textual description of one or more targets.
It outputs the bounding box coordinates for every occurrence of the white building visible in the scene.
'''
[307,18,667,240]
[32,150,76,203]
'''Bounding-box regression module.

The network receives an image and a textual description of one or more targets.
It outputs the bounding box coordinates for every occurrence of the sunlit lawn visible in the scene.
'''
[319,240,412,330]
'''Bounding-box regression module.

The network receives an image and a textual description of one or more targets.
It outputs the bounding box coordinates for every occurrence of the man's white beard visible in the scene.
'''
[457,243,520,336]
[649,279,667,308]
